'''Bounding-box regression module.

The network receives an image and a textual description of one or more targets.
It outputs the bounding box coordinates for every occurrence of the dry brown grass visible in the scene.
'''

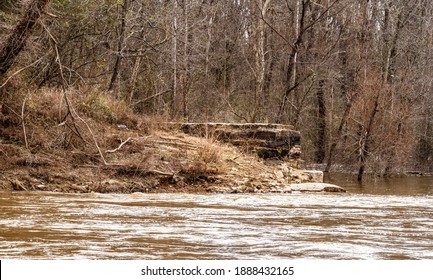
[182,136,223,177]
[196,138,221,166]
[0,85,301,193]
[1,86,144,150]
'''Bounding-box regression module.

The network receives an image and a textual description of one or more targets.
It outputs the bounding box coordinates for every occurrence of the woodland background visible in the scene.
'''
[1,0,432,176]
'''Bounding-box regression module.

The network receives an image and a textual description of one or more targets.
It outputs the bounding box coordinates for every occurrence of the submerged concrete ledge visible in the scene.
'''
[281,183,347,193]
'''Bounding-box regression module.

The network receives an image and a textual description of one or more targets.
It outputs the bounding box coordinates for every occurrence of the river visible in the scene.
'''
[0,174,432,259]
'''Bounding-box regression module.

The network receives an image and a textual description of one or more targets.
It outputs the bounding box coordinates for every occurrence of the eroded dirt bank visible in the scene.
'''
[1,130,327,194]
[1,88,331,194]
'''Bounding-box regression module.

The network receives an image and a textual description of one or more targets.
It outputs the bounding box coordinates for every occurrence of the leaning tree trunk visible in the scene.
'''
[0,0,50,80]
[357,93,380,181]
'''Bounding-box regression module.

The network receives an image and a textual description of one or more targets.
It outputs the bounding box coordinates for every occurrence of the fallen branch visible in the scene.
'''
[154,140,197,149]
[10,179,28,191]
[147,169,175,176]
[106,137,132,153]
[101,164,175,177]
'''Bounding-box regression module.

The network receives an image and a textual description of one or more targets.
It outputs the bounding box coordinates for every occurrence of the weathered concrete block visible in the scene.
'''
[282,183,346,193]
[180,122,301,160]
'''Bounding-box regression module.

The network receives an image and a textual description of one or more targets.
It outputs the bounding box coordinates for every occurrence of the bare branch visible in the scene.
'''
[106,137,132,153]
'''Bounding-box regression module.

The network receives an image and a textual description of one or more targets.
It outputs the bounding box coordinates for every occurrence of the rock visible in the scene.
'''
[69,184,88,193]
[301,170,323,182]
[287,168,324,183]
[274,170,285,181]
[282,182,346,193]
[35,184,48,190]
[177,122,327,191]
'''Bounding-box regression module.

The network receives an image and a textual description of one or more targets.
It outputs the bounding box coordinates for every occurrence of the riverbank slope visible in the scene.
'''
[1,88,326,194]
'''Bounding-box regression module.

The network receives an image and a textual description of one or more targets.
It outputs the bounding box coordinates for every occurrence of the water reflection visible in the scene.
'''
[325,173,433,196]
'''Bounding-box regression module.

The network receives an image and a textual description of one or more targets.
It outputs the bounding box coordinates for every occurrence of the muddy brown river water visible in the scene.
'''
[1,174,432,259]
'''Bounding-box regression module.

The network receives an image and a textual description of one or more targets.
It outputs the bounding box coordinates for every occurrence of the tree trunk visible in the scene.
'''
[324,92,355,172]
[357,93,380,181]
[0,0,50,80]
[383,10,404,174]
[315,79,326,163]
[204,11,215,77]
[277,0,309,123]
[252,1,270,122]
[108,0,129,92]
[182,0,190,119]
[171,0,178,117]
[263,40,275,106]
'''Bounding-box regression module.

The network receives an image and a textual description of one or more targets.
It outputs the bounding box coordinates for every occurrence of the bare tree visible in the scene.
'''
[250,0,272,122]
[3,0,433,174]
[108,0,130,92]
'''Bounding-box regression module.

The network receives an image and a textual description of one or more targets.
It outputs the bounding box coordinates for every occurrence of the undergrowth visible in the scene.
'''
[0,84,229,192]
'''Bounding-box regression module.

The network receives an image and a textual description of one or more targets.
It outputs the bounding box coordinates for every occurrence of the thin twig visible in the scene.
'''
[2,104,21,118]
[69,101,108,165]
[224,91,249,122]
[21,95,29,149]
[131,90,171,106]
[0,56,46,89]
[62,92,86,142]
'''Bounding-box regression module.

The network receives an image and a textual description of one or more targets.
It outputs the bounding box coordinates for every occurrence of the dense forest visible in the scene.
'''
[1,0,432,177]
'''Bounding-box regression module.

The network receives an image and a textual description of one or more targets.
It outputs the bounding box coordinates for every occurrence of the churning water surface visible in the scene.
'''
[1,175,432,259]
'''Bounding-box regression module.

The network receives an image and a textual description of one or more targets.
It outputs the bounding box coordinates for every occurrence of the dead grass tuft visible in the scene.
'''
[180,135,224,179]
[195,138,222,166]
